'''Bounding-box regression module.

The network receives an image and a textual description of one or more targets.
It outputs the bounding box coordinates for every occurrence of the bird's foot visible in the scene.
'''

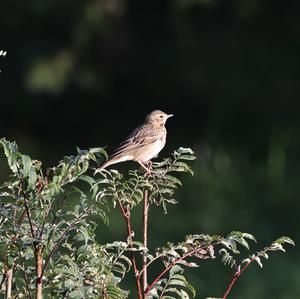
[139,161,154,177]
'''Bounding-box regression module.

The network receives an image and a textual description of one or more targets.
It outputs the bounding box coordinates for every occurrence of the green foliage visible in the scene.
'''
[94,147,195,213]
[145,232,294,298]
[0,138,121,298]
[46,242,129,298]
[0,139,295,299]
[148,265,196,299]
[219,235,295,271]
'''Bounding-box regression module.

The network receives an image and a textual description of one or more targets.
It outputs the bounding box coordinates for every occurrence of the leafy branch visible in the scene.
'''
[116,197,143,299]
[0,139,295,299]
[0,138,109,298]
[221,236,295,299]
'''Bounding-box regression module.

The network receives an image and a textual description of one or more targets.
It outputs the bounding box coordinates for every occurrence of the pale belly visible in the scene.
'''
[138,138,166,162]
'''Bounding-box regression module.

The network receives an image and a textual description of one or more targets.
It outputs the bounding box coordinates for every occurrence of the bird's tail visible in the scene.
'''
[94,155,130,174]
[94,160,114,174]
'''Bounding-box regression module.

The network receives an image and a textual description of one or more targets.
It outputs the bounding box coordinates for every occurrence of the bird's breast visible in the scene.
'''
[138,135,166,162]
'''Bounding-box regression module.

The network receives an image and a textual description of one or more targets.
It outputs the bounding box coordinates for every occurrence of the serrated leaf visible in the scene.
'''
[22,155,32,175]
[0,138,19,173]
[274,236,295,246]
[242,233,257,243]
[254,256,263,268]
[28,167,38,189]
[169,265,183,276]
[176,260,199,268]
[220,239,239,253]
[162,175,182,186]
[89,147,108,159]
[80,175,96,187]
[178,155,196,161]
[259,252,269,259]
[242,258,251,264]
[228,235,249,250]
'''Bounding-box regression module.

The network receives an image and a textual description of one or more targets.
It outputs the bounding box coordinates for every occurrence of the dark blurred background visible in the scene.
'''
[1,0,300,298]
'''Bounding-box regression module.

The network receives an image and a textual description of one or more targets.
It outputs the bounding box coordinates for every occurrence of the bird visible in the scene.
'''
[95,110,173,173]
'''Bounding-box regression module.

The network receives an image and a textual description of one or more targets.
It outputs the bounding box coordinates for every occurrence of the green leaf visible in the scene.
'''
[177,155,196,161]
[68,290,84,298]
[163,175,182,186]
[242,233,257,243]
[273,236,295,246]
[170,264,183,276]
[89,147,108,160]
[80,175,96,187]
[254,256,263,268]
[0,138,19,173]
[28,167,38,189]
[22,155,32,175]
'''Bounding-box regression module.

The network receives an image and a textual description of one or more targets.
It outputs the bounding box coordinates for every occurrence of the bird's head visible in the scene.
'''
[146,110,174,127]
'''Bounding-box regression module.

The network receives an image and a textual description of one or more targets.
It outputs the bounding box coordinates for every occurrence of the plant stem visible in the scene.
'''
[23,265,33,299]
[117,199,143,299]
[0,273,5,292]
[17,166,35,238]
[6,268,13,299]
[35,244,43,299]
[222,256,256,299]
[139,254,164,277]
[40,216,83,279]
[17,247,33,299]
[17,210,27,226]
[145,244,213,296]
[143,189,149,292]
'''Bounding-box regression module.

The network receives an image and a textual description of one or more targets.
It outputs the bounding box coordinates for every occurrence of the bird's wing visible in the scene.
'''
[111,124,161,157]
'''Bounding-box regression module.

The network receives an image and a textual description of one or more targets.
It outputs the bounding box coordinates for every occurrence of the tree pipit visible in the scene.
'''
[96,110,173,173]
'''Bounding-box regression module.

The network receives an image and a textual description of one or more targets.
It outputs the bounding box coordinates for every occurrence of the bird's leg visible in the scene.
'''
[138,161,149,172]
[145,160,153,169]
[138,161,153,176]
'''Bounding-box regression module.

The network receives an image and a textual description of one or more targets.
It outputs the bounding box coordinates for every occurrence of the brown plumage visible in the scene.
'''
[96,110,173,172]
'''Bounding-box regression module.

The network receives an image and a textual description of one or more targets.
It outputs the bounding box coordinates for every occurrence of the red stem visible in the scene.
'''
[222,257,256,299]
[35,245,43,299]
[40,217,83,279]
[17,166,35,238]
[145,244,212,295]
[117,199,143,299]
[143,190,149,292]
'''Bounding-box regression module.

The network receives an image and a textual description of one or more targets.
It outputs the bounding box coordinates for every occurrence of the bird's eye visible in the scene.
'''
[160,115,164,118]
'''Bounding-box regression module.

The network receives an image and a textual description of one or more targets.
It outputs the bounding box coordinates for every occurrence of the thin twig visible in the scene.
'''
[40,216,84,279]
[17,247,33,299]
[23,269,33,299]
[38,194,63,239]
[17,166,35,238]
[0,272,6,291]
[17,210,27,226]
[145,244,215,295]
[0,247,8,291]
[222,256,256,299]
[5,268,13,299]
[139,253,164,277]
[143,189,149,292]
[13,204,17,227]
[35,244,43,299]
[39,192,68,240]
[117,198,143,299]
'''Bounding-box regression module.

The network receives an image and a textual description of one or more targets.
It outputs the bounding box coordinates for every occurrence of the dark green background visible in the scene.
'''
[1,0,299,298]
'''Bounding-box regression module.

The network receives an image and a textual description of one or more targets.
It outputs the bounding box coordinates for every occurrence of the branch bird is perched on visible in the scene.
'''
[96,110,173,173]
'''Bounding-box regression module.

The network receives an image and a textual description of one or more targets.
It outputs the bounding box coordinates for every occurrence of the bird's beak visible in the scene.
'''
[167,114,174,119]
